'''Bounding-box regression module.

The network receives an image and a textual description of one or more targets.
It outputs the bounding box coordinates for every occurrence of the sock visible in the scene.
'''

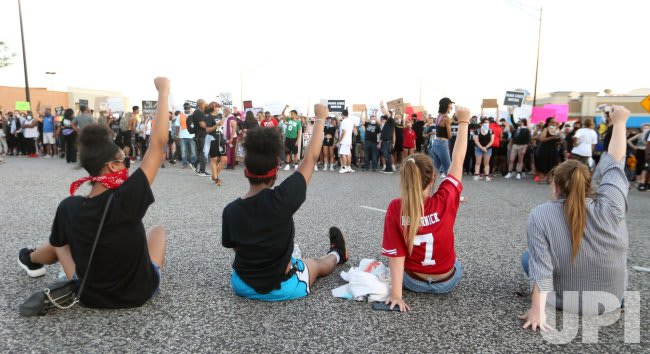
[328,251,340,264]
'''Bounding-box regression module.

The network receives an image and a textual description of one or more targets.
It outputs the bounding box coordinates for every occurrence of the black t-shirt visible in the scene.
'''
[205,113,222,138]
[222,172,307,294]
[364,122,380,142]
[394,122,404,145]
[413,120,424,142]
[324,125,337,137]
[49,168,157,308]
[477,130,493,147]
[380,117,395,141]
[193,110,207,138]
[603,125,614,152]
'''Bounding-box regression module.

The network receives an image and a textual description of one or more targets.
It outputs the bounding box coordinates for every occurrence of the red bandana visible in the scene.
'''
[244,166,278,179]
[69,168,129,196]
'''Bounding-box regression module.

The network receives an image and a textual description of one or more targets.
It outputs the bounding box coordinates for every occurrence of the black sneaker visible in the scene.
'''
[18,248,46,277]
[638,184,647,192]
[198,171,211,177]
[328,227,348,265]
[189,164,197,173]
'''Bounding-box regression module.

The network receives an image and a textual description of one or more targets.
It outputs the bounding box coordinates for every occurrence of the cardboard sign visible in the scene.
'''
[543,104,569,122]
[327,100,346,113]
[641,95,650,113]
[184,100,197,109]
[142,100,158,114]
[513,105,533,121]
[387,98,404,111]
[531,107,556,124]
[503,91,526,107]
[352,104,367,112]
[15,101,30,111]
[482,99,499,109]
[243,100,253,109]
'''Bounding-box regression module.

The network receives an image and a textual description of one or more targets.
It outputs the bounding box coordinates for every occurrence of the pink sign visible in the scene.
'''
[543,104,569,122]
[531,107,556,124]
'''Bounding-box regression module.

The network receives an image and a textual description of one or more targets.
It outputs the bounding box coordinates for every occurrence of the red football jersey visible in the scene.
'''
[381,175,463,274]
[262,118,279,128]
[403,128,416,149]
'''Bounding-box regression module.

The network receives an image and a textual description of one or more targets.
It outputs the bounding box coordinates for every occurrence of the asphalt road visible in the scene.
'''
[1,156,648,353]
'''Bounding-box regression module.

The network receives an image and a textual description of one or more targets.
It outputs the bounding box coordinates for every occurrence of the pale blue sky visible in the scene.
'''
[0,0,647,112]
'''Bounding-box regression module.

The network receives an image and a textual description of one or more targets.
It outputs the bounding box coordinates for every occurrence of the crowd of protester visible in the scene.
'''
[11,78,644,337]
[1,98,649,191]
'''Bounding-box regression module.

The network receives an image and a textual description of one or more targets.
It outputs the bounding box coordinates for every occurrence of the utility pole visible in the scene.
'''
[532,7,543,107]
[18,0,31,103]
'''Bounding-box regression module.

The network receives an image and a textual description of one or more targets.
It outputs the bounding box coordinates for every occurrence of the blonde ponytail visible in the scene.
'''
[552,160,591,261]
[399,154,434,254]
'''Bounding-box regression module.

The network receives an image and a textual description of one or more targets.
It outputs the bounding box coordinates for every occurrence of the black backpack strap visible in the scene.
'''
[76,193,114,300]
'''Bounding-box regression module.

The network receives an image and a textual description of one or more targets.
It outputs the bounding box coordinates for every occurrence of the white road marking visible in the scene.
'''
[360,206,387,213]
[632,266,650,273]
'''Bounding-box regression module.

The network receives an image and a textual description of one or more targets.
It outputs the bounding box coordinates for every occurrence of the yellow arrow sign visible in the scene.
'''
[641,95,650,114]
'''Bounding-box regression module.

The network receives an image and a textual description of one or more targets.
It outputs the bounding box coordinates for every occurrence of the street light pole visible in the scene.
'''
[18,0,31,103]
[532,7,543,107]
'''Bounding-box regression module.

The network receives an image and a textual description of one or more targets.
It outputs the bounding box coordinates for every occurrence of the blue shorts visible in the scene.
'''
[231,258,310,301]
[475,147,492,157]
[402,260,463,294]
[151,262,161,298]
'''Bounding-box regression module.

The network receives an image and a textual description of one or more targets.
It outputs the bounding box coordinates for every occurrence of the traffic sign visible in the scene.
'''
[640,95,650,113]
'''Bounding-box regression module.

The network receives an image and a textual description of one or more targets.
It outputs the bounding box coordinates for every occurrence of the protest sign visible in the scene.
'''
[142,100,158,114]
[219,92,233,107]
[352,104,367,112]
[55,106,64,116]
[327,100,346,113]
[543,104,569,123]
[387,98,404,112]
[531,107,556,124]
[78,99,89,107]
[243,100,253,109]
[503,91,526,107]
[184,100,197,109]
[107,97,125,112]
[482,99,498,109]
[15,101,30,111]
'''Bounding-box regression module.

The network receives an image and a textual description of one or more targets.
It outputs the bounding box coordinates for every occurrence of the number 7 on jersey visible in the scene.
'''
[413,233,436,266]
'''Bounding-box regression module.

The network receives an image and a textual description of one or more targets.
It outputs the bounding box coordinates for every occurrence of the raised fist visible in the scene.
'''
[314,104,329,120]
[154,77,170,96]
[609,105,630,126]
[455,106,471,124]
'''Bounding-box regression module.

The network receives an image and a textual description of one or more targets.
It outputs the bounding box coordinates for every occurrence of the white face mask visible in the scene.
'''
[481,123,489,131]
[370,119,376,124]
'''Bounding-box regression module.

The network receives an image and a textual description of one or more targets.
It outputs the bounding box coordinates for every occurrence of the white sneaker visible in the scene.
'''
[294,164,299,170]
[283,164,290,171]
[330,165,335,171]
[486,176,493,182]
[440,173,446,179]
[339,166,348,174]
[348,167,355,173]
[516,172,522,180]
[473,175,480,181]
[324,164,328,171]
[505,172,512,179]
[314,165,318,171]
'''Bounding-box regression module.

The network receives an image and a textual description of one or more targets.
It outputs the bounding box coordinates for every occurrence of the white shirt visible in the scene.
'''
[23,117,39,138]
[339,117,354,145]
[572,128,598,157]
[177,114,194,139]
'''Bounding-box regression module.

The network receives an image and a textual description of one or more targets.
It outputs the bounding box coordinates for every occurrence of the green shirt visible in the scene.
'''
[284,119,302,139]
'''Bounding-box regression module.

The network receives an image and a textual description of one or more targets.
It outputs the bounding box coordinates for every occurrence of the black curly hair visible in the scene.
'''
[242,127,283,185]
[79,125,121,176]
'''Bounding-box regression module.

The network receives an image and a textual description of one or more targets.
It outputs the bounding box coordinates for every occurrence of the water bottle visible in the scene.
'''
[292,243,302,259]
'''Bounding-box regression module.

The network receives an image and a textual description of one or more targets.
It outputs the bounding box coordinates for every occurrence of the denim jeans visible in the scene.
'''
[181,138,197,165]
[381,140,393,171]
[521,250,530,277]
[364,141,379,170]
[429,139,451,174]
[402,260,463,294]
[197,137,207,172]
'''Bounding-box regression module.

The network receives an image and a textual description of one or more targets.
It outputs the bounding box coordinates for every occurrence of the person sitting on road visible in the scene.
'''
[519,106,632,331]
[381,106,471,312]
[17,77,171,309]
[221,104,348,301]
